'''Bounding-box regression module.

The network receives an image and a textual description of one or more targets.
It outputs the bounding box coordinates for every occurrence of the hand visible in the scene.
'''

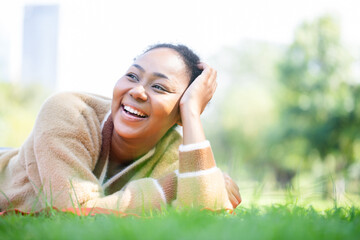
[223,172,242,208]
[179,63,217,116]
[179,63,217,144]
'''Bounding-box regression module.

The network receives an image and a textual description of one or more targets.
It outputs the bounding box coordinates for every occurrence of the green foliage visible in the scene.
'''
[275,16,356,157]
[0,205,359,240]
[0,82,49,147]
[206,15,360,192]
[267,15,360,181]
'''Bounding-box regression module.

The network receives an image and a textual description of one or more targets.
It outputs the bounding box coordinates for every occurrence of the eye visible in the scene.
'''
[126,73,139,82]
[152,84,168,92]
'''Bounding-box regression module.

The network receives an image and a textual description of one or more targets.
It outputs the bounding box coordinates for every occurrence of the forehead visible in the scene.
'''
[134,48,189,81]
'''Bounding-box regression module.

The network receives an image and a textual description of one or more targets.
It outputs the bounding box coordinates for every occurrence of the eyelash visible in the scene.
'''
[152,84,168,92]
[126,73,169,93]
[126,73,139,81]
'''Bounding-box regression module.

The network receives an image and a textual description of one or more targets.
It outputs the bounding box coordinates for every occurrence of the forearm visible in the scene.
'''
[178,100,232,209]
[180,103,205,145]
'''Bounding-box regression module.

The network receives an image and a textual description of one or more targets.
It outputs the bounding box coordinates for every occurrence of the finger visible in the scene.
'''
[231,187,242,204]
[223,173,239,191]
[209,71,217,90]
[224,174,236,194]
[228,192,240,209]
[193,70,211,86]
[228,184,241,206]
[197,62,208,70]
[226,180,241,201]
[206,69,217,90]
[227,176,239,192]
[223,173,242,205]
[197,62,215,80]
[212,80,217,93]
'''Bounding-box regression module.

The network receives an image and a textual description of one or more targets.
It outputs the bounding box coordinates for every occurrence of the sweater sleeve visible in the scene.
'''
[82,167,178,213]
[84,141,233,213]
[83,178,169,213]
[172,140,233,209]
[27,92,106,210]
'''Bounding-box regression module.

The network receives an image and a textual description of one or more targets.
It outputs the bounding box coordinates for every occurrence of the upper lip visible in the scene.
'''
[122,103,149,117]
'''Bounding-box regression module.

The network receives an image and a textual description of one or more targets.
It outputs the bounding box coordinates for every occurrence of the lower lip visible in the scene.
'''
[120,105,148,122]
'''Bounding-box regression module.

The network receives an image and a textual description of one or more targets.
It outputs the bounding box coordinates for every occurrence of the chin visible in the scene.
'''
[114,124,144,139]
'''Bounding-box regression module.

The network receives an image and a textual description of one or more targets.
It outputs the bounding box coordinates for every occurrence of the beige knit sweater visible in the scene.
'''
[0,92,232,213]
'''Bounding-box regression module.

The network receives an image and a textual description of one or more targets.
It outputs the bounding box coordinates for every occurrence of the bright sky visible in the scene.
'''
[0,0,359,97]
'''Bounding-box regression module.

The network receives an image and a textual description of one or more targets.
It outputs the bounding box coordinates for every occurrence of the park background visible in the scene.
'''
[0,0,359,209]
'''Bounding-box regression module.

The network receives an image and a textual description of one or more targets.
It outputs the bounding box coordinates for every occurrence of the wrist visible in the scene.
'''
[180,111,205,145]
[180,101,201,120]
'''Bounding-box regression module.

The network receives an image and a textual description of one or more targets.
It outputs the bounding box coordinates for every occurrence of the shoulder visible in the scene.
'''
[33,92,111,135]
[39,91,111,121]
[42,91,111,110]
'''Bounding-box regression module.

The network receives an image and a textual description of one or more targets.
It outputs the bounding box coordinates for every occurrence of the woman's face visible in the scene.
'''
[112,48,189,142]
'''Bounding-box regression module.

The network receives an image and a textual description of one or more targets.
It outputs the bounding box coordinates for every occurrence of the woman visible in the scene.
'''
[0,44,241,213]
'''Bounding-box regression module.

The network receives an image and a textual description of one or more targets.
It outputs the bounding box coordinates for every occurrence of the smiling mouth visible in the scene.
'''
[122,104,148,118]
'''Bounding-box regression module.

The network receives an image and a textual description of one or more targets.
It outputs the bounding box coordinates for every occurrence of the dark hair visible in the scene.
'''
[144,43,202,85]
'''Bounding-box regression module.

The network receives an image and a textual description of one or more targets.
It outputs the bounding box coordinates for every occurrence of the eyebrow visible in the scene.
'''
[133,64,145,72]
[132,64,169,80]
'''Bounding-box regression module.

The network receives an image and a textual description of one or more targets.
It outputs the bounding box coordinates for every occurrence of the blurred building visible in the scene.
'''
[0,33,10,81]
[21,4,59,88]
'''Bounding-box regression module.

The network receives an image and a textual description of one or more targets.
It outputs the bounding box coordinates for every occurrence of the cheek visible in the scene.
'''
[112,78,131,103]
[152,96,181,119]
[113,79,125,98]
[112,78,130,113]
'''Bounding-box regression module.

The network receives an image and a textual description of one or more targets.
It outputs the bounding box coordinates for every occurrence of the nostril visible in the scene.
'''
[128,85,148,102]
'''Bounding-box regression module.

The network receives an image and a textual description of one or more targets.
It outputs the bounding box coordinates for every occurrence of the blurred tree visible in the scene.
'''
[267,15,360,187]
[205,41,282,180]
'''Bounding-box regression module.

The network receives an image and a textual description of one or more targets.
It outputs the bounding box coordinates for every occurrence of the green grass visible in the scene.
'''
[1,205,359,240]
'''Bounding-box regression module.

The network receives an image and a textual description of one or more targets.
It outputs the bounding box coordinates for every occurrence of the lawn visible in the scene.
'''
[1,204,359,240]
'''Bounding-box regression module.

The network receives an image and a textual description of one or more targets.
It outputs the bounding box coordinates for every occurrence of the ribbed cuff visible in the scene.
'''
[175,167,219,178]
[179,140,210,152]
[179,146,216,173]
[157,172,178,203]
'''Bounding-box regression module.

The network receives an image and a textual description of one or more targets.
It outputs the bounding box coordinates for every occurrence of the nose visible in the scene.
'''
[129,84,148,102]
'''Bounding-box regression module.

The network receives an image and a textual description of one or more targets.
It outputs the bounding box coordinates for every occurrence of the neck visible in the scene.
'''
[109,128,156,164]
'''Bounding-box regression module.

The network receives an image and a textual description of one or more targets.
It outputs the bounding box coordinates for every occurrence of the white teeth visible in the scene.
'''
[124,105,146,117]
